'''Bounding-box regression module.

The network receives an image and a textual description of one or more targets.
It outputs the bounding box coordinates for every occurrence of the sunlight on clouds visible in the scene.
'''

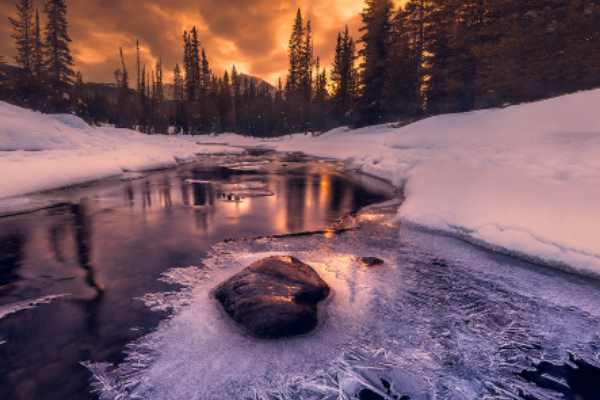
[0,0,412,84]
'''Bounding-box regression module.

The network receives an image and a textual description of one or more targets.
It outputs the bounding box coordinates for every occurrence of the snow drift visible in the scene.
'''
[0,101,239,199]
[192,90,600,277]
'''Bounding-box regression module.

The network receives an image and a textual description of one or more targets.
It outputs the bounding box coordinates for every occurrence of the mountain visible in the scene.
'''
[162,73,276,100]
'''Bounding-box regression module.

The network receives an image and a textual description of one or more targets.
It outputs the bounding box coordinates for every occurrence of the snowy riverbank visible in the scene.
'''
[0,101,240,199]
[1,89,599,277]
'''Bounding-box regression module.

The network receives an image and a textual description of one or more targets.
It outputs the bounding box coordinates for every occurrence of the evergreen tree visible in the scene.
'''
[32,9,44,79]
[285,9,305,131]
[299,18,314,131]
[312,58,329,131]
[284,9,316,132]
[403,0,428,87]
[331,26,358,124]
[172,63,186,133]
[446,0,487,111]
[183,29,200,102]
[190,28,202,97]
[72,70,88,118]
[385,6,421,118]
[286,9,304,99]
[199,48,211,99]
[155,58,163,103]
[44,0,75,111]
[354,0,394,127]
[197,48,212,132]
[231,65,241,131]
[114,47,131,128]
[153,58,165,133]
[9,0,35,74]
[273,77,287,133]
[423,0,455,114]
[173,63,183,102]
[136,40,141,94]
[218,70,233,132]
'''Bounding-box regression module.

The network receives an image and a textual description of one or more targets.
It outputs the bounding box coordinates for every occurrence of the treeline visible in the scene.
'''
[2,0,76,113]
[353,0,600,126]
[1,0,599,135]
[107,31,289,136]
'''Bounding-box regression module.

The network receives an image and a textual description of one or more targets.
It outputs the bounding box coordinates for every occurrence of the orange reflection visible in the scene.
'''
[324,228,336,240]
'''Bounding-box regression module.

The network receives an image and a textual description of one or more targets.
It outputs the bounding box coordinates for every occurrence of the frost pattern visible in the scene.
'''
[84,206,600,400]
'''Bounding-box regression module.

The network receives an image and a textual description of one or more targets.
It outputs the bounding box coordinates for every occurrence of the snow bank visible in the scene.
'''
[0,101,241,199]
[193,90,600,277]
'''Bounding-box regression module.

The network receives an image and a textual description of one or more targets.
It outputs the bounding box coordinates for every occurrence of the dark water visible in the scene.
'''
[0,154,393,400]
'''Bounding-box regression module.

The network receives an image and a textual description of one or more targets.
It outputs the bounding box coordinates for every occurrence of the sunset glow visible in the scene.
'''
[1,0,402,85]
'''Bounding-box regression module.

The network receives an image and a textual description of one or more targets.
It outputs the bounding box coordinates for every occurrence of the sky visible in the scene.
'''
[0,0,404,86]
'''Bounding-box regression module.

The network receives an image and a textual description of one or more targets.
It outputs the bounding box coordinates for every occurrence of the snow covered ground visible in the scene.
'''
[189,90,600,277]
[1,89,599,277]
[0,101,240,200]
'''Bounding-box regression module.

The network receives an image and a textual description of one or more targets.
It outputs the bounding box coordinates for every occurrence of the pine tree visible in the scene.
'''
[155,58,163,103]
[190,28,201,98]
[422,0,459,114]
[273,77,287,133]
[403,0,428,86]
[446,0,487,111]
[114,47,131,128]
[299,18,314,131]
[354,0,394,127]
[197,48,212,132]
[284,9,317,131]
[286,9,304,99]
[218,70,232,132]
[199,48,211,97]
[173,64,183,102]
[32,9,44,79]
[331,26,358,124]
[9,0,35,74]
[385,6,421,118]
[44,0,75,111]
[136,40,141,93]
[183,29,200,102]
[172,63,186,134]
[72,70,87,118]
[312,57,329,131]
[231,65,241,132]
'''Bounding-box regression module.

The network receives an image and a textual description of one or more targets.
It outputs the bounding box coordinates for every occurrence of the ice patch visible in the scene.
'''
[84,217,600,400]
[0,294,70,320]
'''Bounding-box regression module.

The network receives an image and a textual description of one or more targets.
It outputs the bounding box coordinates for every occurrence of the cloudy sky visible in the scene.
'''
[1,0,403,85]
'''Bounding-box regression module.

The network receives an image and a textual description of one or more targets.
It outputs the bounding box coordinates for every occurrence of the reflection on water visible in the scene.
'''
[0,157,392,400]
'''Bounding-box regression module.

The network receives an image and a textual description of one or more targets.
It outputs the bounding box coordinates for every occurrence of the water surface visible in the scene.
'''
[0,153,392,400]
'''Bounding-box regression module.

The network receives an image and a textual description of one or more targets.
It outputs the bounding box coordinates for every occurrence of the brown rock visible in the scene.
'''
[214,256,330,338]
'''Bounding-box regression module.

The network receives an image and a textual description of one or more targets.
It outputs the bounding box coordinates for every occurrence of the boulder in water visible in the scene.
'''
[214,256,330,339]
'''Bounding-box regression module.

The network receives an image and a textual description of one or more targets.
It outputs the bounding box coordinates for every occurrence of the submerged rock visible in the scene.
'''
[360,257,385,267]
[214,256,330,339]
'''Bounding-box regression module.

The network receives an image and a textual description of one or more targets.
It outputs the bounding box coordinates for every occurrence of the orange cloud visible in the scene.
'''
[0,0,408,85]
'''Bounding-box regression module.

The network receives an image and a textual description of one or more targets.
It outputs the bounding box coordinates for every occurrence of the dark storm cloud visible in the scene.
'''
[0,0,404,84]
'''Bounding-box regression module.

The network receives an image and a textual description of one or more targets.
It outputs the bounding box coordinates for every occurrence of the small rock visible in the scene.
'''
[214,256,330,339]
[359,389,385,400]
[360,257,385,267]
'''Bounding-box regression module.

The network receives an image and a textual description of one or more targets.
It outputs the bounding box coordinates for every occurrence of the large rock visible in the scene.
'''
[214,256,330,338]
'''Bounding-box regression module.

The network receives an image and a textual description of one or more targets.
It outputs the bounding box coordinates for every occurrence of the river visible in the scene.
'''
[0,152,599,400]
